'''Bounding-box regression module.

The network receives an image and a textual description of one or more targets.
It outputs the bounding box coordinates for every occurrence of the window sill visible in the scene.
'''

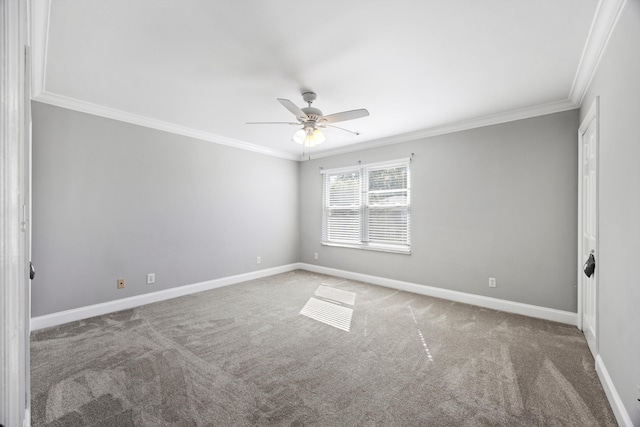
[321,241,411,255]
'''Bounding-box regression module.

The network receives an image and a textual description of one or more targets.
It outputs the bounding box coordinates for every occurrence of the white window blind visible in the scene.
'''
[321,159,410,254]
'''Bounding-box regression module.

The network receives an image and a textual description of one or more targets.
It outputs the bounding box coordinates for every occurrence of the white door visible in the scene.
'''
[23,43,33,426]
[0,1,31,425]
[579,100,598,358]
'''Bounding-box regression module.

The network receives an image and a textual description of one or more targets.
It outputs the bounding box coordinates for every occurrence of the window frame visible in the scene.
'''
[321,158,411,254]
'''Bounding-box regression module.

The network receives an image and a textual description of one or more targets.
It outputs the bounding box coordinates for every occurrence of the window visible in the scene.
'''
[321,159,411,254]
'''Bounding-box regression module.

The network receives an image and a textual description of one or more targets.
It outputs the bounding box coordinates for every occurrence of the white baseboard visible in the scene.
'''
[31,262,627,425]
[30,264,300,331]
[595,355,634,427]
[298,263,578,325]
[32,262,578,330]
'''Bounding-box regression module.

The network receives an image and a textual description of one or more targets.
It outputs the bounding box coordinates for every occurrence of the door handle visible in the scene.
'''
[583,254,595,278]
[29,262,35,280]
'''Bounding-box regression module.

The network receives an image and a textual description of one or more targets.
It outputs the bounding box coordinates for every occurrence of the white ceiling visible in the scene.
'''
[31,0,620,160]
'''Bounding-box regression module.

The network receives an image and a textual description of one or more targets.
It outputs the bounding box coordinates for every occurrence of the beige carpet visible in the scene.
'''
[31,270,617,426]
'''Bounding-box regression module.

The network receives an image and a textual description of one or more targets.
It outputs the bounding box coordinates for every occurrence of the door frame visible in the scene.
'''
[577,97,599,342]
[0,0,31,426]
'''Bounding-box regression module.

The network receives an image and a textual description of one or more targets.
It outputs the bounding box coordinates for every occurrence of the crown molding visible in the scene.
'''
[31,89,579,164]
[30,0,51,97]
[29,2,297,161]
[569,0,628,106]
[303,99,578,160]
[32,91,299,161]
[31,0,625,163]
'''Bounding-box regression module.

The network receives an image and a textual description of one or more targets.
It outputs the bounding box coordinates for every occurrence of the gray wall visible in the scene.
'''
[300,110,579,312]
[580,0,640,423]
[32,102,300,316]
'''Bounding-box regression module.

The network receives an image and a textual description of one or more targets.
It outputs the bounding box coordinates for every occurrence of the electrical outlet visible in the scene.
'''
[314,252,318,260]
[257,256,261,264]
[117,279,125,289]
[146,273,155,284]
[489,277,497,288]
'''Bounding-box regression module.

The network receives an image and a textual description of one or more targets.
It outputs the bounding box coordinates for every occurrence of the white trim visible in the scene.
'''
[569,0,628,107]
[577,97,599,344]
[298,264,578,325]
[33,262,631,424]
[577,100,598,331]
[1,0,30,425]
[595,355,634,427]
[32,261,580,331]
[302,99,578,160]
[31,264,300,330]
[30,0,50,97]
[33,90,578,165]
[28,0,628,164]
[321,241,411,255]
[577,118,583,333]
[31,91,299,161]
[307,0,624,161]
[28,0,295,162]
[28,0,580,165]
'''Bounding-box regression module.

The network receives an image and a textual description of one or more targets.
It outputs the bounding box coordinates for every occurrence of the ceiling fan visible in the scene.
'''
[247,91,369,147]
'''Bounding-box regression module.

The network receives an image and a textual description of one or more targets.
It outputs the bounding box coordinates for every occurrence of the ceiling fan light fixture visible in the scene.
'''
[292,128,307,144]
[292,127,325,147]
[308,129,326,147]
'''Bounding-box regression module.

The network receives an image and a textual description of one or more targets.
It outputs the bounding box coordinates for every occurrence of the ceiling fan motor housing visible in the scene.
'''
[301,107,323,122]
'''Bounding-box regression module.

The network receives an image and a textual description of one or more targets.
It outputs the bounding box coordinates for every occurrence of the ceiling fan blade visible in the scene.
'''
[320,108,369,124]
[246,121,300,125]
[320,123,361,136]
[277,98,309,121]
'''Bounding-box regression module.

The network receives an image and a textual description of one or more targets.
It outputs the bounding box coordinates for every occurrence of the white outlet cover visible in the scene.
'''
[146,273,155,284]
